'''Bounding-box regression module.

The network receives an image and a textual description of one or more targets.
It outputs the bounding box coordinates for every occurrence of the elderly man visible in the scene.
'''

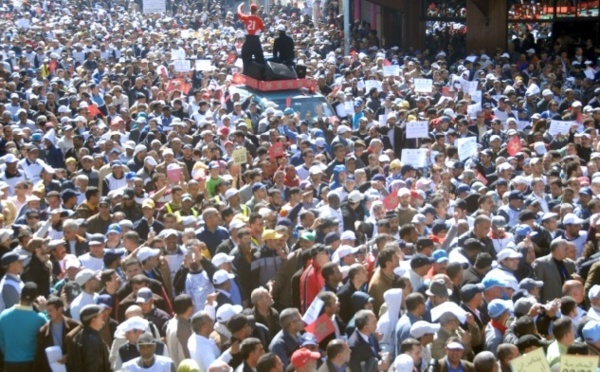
[430,302,476,361]
[533,238,576,304]
[269,308,303,369]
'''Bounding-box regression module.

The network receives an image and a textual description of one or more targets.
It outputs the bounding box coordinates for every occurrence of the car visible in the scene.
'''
[229,85,336,123]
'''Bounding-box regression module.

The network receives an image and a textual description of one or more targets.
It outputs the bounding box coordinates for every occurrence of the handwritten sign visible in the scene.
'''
[461,80,478,95]
[232,147,247,165]
[195,59,213,71]
[406,121,429,139]
[510,348,550,372]
[471,90,482,104]
[548,120,574,136]
[143,0,166,13]
[560,355,598,372]
[379,115,388,126]
[401,149,427,168]
[457,136,477,160]
[414,78,433,93]
[174,60,191,73]
[383,65,400,77]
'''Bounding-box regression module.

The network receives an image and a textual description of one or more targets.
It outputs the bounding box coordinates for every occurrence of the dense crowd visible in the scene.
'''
[0,0,600,372]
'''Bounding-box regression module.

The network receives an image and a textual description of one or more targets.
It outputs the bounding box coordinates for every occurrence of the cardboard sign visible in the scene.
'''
[232,147,247,165]
[195,59,213,71]
[457,137,477,160]
[143,0,166,14]
[269,142,284,161]
[406,121,429,139]
[414,78,433,93]
[510,348,550,372]
[559,355,598,372]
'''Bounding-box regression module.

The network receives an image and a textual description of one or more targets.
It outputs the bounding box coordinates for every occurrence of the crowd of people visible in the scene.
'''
[0,0,599,372]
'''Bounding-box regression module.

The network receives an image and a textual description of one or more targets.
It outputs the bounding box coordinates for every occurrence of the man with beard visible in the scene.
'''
[113,189,143,222]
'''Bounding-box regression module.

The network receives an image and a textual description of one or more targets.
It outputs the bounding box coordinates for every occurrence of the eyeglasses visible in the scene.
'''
[28,215,40,219]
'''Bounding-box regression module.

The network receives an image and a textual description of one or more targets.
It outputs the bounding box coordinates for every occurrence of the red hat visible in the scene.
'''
[291,348,320,369]
[250,4,258,10]
[218,127,230,136]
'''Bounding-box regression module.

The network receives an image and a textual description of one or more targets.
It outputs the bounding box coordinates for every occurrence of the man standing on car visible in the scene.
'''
[272,25,295,67]
[238,2,265,72]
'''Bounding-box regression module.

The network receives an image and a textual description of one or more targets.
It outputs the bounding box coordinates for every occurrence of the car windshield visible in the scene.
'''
[267,96,335,119]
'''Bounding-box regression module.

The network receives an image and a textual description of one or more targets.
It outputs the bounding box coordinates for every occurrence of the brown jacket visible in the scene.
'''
[368,267,395,315]
[34,316,81,372]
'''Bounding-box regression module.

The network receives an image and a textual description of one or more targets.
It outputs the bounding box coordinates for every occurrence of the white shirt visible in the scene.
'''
[79,253,104,271]
[188,334,232,372]
[70,291,99,322]
[19,158,46,184]
[184,271,214,313]
[448,248,470,266]
[121,355,175,372]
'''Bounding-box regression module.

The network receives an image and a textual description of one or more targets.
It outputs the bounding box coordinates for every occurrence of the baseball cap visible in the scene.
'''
[482,276,509,290]
[216,303,243,323]
[79,304,103,322]
[291,348,321,369]
[583,321,600,343]
[211,253,234,267]
[213,269,235,285]
[75,269,98,286]
[431,249,448,263]
[262,229,284,240]
[487,299,510,318]
[137,247,160,262]
[563,213,583,225]
[300,333,319,347]
[519,278,543,291]
[411,254,434,269]
[135,287,154,304]
[460,283,485,302]
[410,321,441,338]
[394,354,414,372]
[496,248,522,261]
[1,251,27,267]
[517,335,543,351]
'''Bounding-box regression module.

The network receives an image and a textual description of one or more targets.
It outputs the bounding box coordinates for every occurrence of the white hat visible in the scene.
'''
[397,188,411,197]
[229,219,246,230]
[134,144,147,156]
[393,354,414,372]
[3,154,17,163]
[137,247,160,262]
[216,303,243,323]
[500,53,510,58]
[496,248,522,261]
[542,89,552,96]
[144,156,157,166]
[117,316,149,334]
[340,231,356,241]
[163,148,174,156]
[65,257,82,270]
[337,125,350,134]
[410,320,441,338]
[348,190,363,204]
[75,268,97,286]
[58,105,70,113]
[125,140,136,150]
[225,188,239,200]
[336,245,359,261]
[213,269,235,285]
[430,301,467,323]
[563,213,584,225]
[276,24,286,31]
[590,285,600,299]
[314,138,326,148]
[211,253,234,268]
[541,212,558,222]
[309,165,323,175]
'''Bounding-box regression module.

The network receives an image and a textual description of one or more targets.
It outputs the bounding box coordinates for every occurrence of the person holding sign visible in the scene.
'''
[238,2,265,73]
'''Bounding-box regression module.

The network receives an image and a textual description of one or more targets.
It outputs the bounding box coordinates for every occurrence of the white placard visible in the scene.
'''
[143,0,166,13]
[234,58,243,68]
[533,141,547,155]
[174,60,190,73]
[406,121,429,139]
[471,90,482,104]
[195,59,213,71]
[467,103,481,119]
[461,80,478,95]
[401,148,428,168]
[335,104,347,118]
[302,297,324,324]
[383,65,400,77]
[465,56,477,63]
[517,121,530,131]
[457,136,477,160]
[548,120,573,136]
[344,101,354,113]
[365,80,382,92]
[414,78,433,93]
[46,346,66,372]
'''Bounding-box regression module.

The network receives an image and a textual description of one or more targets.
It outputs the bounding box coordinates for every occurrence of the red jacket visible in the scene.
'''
[299,262,324,312]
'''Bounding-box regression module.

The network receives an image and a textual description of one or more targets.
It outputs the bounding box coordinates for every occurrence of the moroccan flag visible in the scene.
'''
[383,193,399,211]
[226,52,237,65]
[269,142,284,161]
[305,313,335,343]
[507,136,522,156]
[383,59,391,66]
[88,104,102,117]
[476,172,488,186]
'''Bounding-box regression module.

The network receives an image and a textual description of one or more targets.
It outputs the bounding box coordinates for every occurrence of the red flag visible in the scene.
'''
[383,193,399,211]
[507,136,522,156]
[476,172,488,186]
[286,97,292,108]
[88,104,102,117]
[304,313,335,343]
[226,52,237,65]
[383,59,391,66]
[269,142,284,161]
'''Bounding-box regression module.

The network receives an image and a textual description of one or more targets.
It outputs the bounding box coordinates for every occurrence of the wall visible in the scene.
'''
[466,0,508,53]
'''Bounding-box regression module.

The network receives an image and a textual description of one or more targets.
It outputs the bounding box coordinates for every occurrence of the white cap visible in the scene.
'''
[340,231,356,241]
[542,89,552,96]
[134,144,147,156]
[430,301,467,323]
[216,303,243,323]
[213,269,235,285]
[496,248,522,261]
[116,316,149,334]
[137,247,160,262]
[211,253,234,268]
[58,105,70,113]
[410,321,441,338]
[3,154,17,163]
[225,188,239,200]
[336,245,359,260]
[125,140,136,150]
[590,285,600,299]
[563,213,584,225]
[348,190,363,204]
[276,24,286,31]
[541,212,558,222]
[144,156,157,166]
[229,219,246,230]
[397,187,411,197]
[65,257,82,270]
[309,165,323,175]
[337,125,350,134]
[75,268,97,286]
[394,355,414,372]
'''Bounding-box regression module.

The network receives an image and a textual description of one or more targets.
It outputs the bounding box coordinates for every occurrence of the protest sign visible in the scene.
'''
[174,60,191,73]
[510,348,550,372]
[365,80,382,92]
[195,59,213,71]
[406,121,430,139]
[401,149,427,168]
[414,78,433,93]
[559,355,598,372]
[233,148,247,165]
[143,0,166,14]
[548,120,573,136]
[457,137,477,160]
[383,65,400,77]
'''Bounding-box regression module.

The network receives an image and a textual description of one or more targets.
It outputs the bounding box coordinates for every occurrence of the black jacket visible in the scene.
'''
[66,327,111,372]
[273,32,295,63]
